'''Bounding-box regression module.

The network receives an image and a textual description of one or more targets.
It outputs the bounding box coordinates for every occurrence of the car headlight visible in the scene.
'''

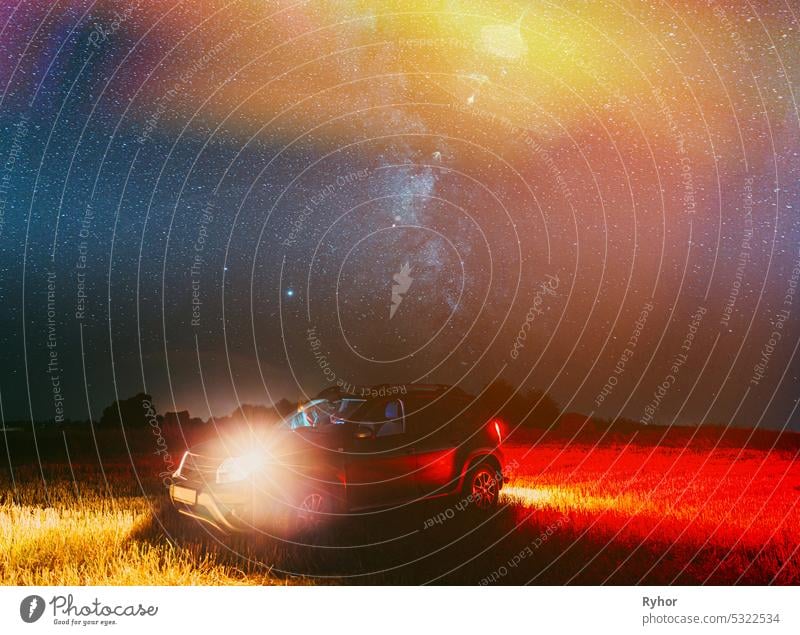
[216,452,264,484]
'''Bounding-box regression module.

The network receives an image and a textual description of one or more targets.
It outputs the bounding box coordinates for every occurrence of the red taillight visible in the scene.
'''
[492,419,503,443]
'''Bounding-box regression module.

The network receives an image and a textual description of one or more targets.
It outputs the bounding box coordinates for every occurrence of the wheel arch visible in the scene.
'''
[460,451,503,490]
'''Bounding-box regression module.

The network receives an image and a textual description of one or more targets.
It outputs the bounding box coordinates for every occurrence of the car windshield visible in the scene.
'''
[283,400,335,430]
[282,398,370,431]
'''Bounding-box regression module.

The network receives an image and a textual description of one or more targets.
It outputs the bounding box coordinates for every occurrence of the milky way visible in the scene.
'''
[0,0,798,430]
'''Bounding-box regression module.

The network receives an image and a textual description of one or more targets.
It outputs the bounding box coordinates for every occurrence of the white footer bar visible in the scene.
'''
[1,586,796,634]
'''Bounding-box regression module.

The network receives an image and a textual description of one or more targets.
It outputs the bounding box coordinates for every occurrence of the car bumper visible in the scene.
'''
[169,480,257,532]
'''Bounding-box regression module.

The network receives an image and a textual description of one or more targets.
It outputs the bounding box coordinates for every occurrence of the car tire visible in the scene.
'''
[291,489,335,536]
[464,461,501,511]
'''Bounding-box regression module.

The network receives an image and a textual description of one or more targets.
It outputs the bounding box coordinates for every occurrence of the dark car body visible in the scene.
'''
[169,385,505,532]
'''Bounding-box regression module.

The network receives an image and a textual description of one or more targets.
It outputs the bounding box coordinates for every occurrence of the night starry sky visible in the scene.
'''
[0,0,798,429]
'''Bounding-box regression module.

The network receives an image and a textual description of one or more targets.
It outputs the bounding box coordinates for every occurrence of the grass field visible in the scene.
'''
[501,442,800,584]
[0,463,291,585]
[1,434,798,585]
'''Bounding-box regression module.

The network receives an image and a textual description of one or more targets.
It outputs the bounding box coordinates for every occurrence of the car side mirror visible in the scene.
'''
[354,426,374,440]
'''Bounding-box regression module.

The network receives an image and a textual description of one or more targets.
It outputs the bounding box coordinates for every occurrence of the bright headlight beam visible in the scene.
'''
[216,451,265,484]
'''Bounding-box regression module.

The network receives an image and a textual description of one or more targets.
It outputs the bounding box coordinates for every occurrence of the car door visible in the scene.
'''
[344,398,418,510]
[406,396,463,498]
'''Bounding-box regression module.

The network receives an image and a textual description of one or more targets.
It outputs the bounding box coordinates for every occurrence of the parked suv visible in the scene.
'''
[169,385,506,533]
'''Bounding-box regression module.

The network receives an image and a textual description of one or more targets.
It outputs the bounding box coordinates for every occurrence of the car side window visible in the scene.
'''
[376,400,405,437]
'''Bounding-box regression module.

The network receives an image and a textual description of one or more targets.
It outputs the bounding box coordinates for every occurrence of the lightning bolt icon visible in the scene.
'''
[390,262,414,319]
[28,597,38,619]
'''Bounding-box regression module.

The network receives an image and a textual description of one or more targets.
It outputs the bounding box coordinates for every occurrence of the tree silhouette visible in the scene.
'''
[475,380,560,429]
[100,393,154,428]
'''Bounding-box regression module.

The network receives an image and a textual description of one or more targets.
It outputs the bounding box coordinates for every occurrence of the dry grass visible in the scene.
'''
[0,472,297,585]
[504,444,800,544]
[502,443,800,583]
[1,440,798,584]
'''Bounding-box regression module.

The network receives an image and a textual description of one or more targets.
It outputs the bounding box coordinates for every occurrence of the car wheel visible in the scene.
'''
[292,490,332,534]
[466,462,500,510]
